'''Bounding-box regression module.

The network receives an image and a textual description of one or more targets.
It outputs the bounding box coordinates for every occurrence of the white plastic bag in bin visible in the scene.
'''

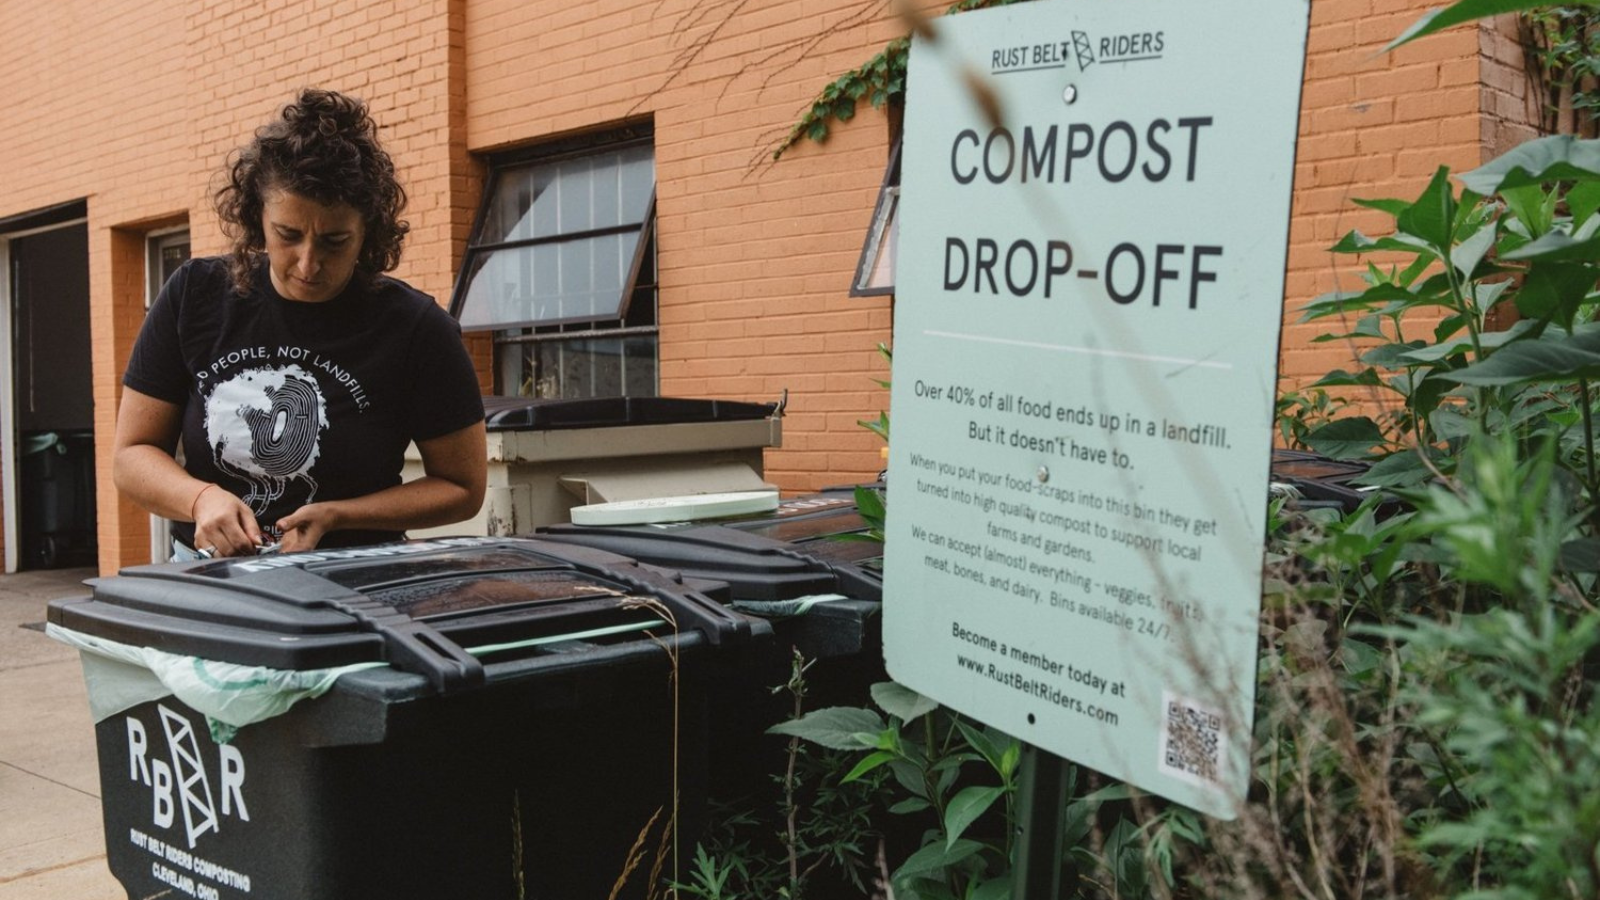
[47,623,382,742]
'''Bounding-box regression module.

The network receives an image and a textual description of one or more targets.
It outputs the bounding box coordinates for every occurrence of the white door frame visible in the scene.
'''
[144,225,190,563]
[0,217,89,573]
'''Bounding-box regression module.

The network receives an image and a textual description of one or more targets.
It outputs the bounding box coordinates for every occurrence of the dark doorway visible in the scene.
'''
[11,223,96,568]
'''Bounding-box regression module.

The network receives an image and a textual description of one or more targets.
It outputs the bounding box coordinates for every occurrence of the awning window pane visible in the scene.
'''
[851,141,901,298]
[457,230,643,330]
[864,188,898,291]
[555,157,593,234]
[616,145,654,222]
[476,145,654,249]
[480,168,549,246]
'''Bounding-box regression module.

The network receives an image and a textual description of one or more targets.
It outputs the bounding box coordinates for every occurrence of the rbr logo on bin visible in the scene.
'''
[126,705,250,849]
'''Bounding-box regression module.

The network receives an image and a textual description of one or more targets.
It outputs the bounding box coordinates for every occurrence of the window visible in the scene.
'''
[453,129,657,398]
[146,229,190,309]
[851,140,900,297]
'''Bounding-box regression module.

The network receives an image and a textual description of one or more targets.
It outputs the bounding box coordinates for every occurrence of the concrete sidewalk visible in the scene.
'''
[0,567,123,899]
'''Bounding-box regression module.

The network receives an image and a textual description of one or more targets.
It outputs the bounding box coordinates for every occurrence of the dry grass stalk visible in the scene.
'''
[608,805,665,900]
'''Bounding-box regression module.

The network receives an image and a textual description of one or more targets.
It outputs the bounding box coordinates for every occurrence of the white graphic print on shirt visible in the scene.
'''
[204,365,328,521]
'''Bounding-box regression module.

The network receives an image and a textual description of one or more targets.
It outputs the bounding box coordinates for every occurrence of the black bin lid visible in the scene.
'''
[716,494,883,572]
[47,537,752,694]
[1269,449,1385,513]
[482,395,778,432]
[536,488,887,659]
[538,512,882,603]
[536,517,882,660]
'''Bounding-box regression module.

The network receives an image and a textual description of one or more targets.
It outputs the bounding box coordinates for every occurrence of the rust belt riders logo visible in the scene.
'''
[1070,30,1165,71]
[988,31,1165,76]
[128,705,250,849]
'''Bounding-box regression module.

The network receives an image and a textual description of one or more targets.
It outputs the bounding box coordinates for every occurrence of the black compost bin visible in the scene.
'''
[48,536,765,900]
[539,490,884,663]
[537,490,888,813]
[481,394,778,430]
[1269,449,1392,514]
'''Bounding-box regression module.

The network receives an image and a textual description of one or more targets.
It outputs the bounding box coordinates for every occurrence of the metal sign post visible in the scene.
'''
[1012,743,1073,900]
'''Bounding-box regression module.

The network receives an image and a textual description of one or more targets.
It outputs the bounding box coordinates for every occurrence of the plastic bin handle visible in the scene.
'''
[332,599,486,694]
[382,621,486,693]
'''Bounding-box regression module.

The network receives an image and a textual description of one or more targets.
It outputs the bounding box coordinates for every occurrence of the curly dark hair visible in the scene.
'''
[214,89,409,294]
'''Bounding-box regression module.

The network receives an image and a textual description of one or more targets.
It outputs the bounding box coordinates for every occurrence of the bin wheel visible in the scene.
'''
[37,535,60,569]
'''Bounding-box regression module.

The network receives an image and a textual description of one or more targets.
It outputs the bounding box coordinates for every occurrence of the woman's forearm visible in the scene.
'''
[112,443,212,523]
[275,422,486,551]
[289,476,482,535]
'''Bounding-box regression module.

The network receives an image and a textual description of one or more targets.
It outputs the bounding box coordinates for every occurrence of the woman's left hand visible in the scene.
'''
[276,503,339,552]
[267,423,486,552]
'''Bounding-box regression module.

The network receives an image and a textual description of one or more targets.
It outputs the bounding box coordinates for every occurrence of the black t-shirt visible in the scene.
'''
[124,256,485,548]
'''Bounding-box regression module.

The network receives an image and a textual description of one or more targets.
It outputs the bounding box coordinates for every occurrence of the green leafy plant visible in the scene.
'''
[1193,435,1591,898]
[671,844,747,900]
[1521,6,1600,135]
[1276,384,1357,450]
[671,650,884,900]
[1192,5,1600,893]
[1297,145,1600,515]
[768,682,1192,900]
[1369,433,1599,899]
[842,340,890,544]
[842,485,885,544]
[770,682,1020,900]
[857,341,893,445]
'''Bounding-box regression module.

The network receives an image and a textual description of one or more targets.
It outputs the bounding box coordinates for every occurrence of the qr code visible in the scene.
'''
[1159,692,1224,785]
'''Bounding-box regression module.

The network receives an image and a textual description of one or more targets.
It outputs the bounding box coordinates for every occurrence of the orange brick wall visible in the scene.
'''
[1481,13,1542,155]
[0,0,1539,572]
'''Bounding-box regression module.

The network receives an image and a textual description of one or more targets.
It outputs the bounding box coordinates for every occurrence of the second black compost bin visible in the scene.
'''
[539,489,884,662]
[537,489,890,811]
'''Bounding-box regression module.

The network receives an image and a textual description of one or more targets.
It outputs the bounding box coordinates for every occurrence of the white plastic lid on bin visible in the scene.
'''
[569,490,780,526]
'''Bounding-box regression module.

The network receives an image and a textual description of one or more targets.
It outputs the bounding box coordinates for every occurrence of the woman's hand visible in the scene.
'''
[114,389,270,558]
[276,503,339,552]
[267,423,486,550]
[192,485,265,557]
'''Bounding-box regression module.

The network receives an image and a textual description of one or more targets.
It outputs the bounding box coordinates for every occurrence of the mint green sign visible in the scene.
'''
[882,0,1309,818]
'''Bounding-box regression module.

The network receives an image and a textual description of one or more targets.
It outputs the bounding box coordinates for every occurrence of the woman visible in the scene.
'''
[114,89,486,558]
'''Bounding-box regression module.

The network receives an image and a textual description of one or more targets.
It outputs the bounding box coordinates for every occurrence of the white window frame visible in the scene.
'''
[145,227,191,309]
[851,140,901,298]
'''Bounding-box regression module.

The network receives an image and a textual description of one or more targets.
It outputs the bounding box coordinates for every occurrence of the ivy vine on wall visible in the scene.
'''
[1521,6,1600,135]
[771,0,1036,161]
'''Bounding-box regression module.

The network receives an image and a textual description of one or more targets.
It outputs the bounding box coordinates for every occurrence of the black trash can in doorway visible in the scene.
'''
[19,429,97,568]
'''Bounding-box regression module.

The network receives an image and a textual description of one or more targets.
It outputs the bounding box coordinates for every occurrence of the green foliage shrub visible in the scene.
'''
[688,2,1600,898]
